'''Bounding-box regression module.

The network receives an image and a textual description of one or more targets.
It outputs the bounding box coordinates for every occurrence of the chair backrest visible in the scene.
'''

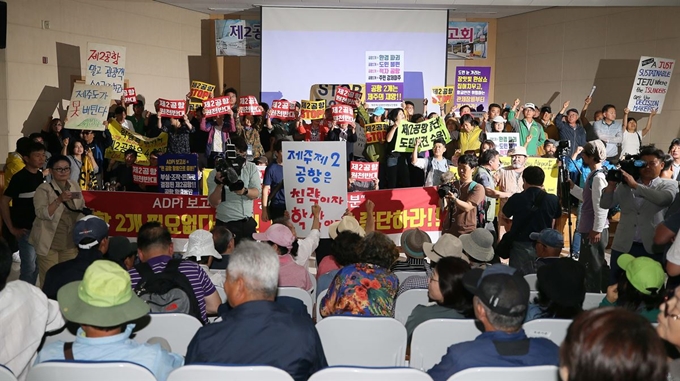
[447,365,560,381]
[131,313,202,356]
[278,287,313,317]
[309,366,433,381]
[394,289,430,325]
[583,293,604,310]
[316,289,328,322]
[529,290,538,303]
[394,271,426,284]
[316,317,407,366]
[216,287,227,303]
[0,365,17,381]
[309,272,317,301]
[523,319,572,346]
[410,319,481,371]
[27,361,157,381]
[167,365,294,381]
[524,274,538,291]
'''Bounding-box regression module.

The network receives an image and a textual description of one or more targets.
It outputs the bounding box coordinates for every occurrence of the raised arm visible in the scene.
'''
[641,108,656,137]
[580,96,592,127]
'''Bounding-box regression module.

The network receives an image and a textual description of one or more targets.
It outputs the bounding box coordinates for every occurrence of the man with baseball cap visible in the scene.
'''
[529,228,564,273]
[42,215,110,300]
[507,100,546,156]
[35,260,184,381]
[537,105,559,143]
[427,264,559,380]
[555,100,587,156]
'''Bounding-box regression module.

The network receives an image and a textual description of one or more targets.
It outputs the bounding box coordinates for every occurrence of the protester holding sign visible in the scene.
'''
[237,115,265,160]
[621,107,656,157]
[41,118,71,159]
[385,108,410,189]
[508,100,546,156]
[67,139,99,191]
[200,110,236,167]
[126,101,147,135]
[327,105,358,162]
[299,119,329,142]
[411,138,451,186]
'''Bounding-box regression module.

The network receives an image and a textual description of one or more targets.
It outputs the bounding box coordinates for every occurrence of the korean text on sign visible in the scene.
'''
[394,117,451,153]
[65,84,112,131]
[364,122,388,144]
[271,100,297,121]
[133,164,158,186]
[350,161,379,180]
[331,104,354,124]
[365,50,404,109]
[190,81,216,101]
[431,87,455,105]
[158,154,199,195]
[282,142,347,238]
[454,66,491,110]
[486,132,519,157]
[627,56,675,113]
[238,95,262,116]
[301,100,326,120]
[86,42,126,97]
[202,96,232,117]
[335,87,362,106]
[124,88,137,104]
[309,84,365,107]
[105,120,168,165]
[158,99,186,118]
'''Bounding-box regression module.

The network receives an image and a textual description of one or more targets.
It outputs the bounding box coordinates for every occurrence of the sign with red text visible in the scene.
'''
[301,100,325,120]
[350,161,379,180]
[364,122,388,144]
[335,86,362,106]
[158,99,186,118]
[86,42,126,96]
[123,87,137,104]
[331,104,354,124]
[202,96,232,117]
[627,56,675,113]
[271,100,296,120]
[431,86,454,105]
[133,164,158,186]
[65,83,111,131]
[365,51,404,108]
[190,81,216,101]
[238,95,262,116]
[282,142,347,238]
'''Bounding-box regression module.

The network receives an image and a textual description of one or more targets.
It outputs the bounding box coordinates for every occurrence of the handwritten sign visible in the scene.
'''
[190,81,216,101]
[123,88,137,104]
[158,99,186,118]
[86,43,126,97]
[365,122,389,144]
[310,84,365,107]
[627,56,675,113]
[431,86,455,105]
[282,142,347,238]
[202,96,232,117]
[454,66,491,111]
[486,132,520,157]
[394,117,451,153]
[301,100,325,120]
[133,164,158,186]
[65,84,112,131]
[238,95,262,116]
[335,86,362,106]
[158,154,199,195]
[105,120,168,165]
[331,104,354,124]
[365,51,404,109]
[350,161,379,180]
[271,100,296,120]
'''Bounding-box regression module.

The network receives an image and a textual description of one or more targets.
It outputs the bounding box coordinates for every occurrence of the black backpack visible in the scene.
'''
[134,259,204,324]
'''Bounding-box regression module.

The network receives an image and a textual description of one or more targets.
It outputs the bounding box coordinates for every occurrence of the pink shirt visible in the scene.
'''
[279,254,312,290]
[317,256,341,279]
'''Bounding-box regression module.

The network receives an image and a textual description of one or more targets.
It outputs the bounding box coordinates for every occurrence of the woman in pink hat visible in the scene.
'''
[253,224,312,291]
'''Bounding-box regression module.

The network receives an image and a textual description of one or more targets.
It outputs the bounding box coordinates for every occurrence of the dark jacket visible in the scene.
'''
[42,249,104,300]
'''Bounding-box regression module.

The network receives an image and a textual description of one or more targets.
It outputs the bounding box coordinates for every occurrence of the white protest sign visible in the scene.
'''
[486,132,520,157]
[282,142,347,238]
[627,56,675,113]
[86,43,126,97]
[64,84,112,131]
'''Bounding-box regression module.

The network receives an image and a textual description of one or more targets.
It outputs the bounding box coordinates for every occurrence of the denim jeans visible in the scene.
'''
[18,230,38,285]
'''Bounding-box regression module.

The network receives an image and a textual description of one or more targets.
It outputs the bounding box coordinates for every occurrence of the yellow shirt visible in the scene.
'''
[4,152,25,189]
[459,127,483,154]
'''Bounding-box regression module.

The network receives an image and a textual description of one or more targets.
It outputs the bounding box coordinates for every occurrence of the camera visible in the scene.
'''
[214,144,246,192]
[556,140,570,156]
[606,154,645,183]
[437,182,459,199]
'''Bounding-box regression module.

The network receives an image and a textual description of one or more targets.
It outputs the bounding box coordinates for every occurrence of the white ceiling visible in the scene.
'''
[156,0,680,17]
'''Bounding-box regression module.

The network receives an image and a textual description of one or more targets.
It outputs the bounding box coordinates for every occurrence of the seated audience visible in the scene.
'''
[405,257,472,340]
[427,264,559,380]
[272,204,322,268]
[35,260,184,381]
[459,228,495,269]
[253,224,312,291]
[527,228,564,274]
[392,228,431,272]
[185,241,326,381]
[209,226,235,270]
[182,229,224,288]
[318,213,369,278]
[561,307,667,381]
[525,258,585,322]
[105,236,136,270]
[320,232,399,317]
[317,231,363,294]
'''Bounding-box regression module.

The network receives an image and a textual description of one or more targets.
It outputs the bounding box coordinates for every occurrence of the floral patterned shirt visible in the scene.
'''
[320,263,399,317]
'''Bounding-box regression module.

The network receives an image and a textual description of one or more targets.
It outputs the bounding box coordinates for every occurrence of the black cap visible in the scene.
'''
[537,258,586,307]
[540,106,552,114]
[105,236,136,263]
[463,264,529,317]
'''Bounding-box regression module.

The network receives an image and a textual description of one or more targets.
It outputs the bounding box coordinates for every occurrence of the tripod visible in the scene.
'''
[558,153,575,256]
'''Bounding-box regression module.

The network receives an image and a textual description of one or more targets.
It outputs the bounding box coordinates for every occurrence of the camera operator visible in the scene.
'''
[601,145,679,284]
[207,136,262,244]
[440,154,485,237]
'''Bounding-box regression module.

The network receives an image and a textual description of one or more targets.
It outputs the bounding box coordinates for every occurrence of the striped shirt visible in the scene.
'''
[129,256,217,323]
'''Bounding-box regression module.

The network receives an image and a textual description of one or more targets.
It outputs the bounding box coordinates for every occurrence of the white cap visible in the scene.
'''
[183,230,222,259]
[523,103,536,110]
[492,116,506,123]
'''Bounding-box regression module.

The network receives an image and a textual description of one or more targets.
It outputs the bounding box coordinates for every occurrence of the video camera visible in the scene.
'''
[437,182,459,199]
[214,143,246,192]
[606,154,644,183]
[556,140,570,157]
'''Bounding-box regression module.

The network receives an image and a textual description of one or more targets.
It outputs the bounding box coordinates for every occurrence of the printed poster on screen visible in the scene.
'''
[448,22,488,60]
[627,56,675,113]
[365,51,404,109]
[86,43,126,97]
[454,67,491,112]
[215,19,261,57]
[65,84,112,131]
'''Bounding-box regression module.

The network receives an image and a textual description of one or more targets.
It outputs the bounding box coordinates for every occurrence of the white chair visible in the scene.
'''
[167,365,294,381]
[523,319,572,346]
[278,287,314,317]
[395,271,426,284]
[309,272,317,301]
[394,289,429,325]
[583,292,605,310]
[447,365,559,381]
[529,290,538,302]
[524,274,538,291]
[316,317,407,366]
[132,313,202,356]
[316,289,328,322]
[0,365,17,381]
[309,366,432,381]
[410,319,481,371]
[27,361,157,381]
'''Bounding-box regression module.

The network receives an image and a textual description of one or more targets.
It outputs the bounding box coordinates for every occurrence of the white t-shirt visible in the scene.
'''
[620,131,642,158]
[667,236,680,266]
[414,157,449,186]
[212,125,223,153]
[120,119,134,131]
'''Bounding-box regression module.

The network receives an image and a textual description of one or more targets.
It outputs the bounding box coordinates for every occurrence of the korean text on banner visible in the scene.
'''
[238,96,262,116]
[124,88,137,104]
[105,120,168,165]
[86,43,126,97]
[364,122,389,144]
[627,56,675,113]
[65,84,112,131]
[190,81,216,101]
[310,84,365,107]
[350,161,379,180]
[431,87,455,105]
[158,99,186,118]
[202,96,232,117]
[331,104,354,124]
[158,154,199,195]
[447,22,488,60]
[282,142,347,238]
[365,51,404,109]
[335,86,362,106]
[394,117,451,153]
[499,157,559,195]
[133,164,158,186]
[454,67,491,111]
[271,100,296,120]
[301,100,326,120]
[188,102,202,112]
[486,132,519,157]
[215,19,261,57]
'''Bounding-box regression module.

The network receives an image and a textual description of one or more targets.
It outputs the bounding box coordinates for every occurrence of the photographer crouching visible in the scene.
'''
[439,154,485,237]
[207,136,262,244]
[601,145,679,285]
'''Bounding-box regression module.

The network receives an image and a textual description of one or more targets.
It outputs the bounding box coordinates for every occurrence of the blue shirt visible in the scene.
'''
[263,162,286,207]
[427,329,559,381]
[35,324,184,381]
[186,300,327,381]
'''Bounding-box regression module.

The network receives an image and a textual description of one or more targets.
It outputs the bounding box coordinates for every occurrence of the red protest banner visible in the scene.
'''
[350,161,379,180]
[335,86,362,106]
[190,81,216,101]
[132,164,158,186]
[158,99,186,118]
[271,100,296,121]
[331,104,354,124]
[202,96,232,117]
[238,95,262,116]
[123,88,137,104]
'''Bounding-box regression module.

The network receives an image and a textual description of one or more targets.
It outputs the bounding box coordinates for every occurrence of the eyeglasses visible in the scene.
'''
[52,167,71,173]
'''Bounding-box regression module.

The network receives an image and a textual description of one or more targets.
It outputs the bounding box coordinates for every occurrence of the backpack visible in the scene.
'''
[134,259,204,324]
[468,181,487,228]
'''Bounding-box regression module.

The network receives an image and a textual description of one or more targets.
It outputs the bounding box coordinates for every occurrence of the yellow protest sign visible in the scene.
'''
[499,157,559,195]
[364,122,389,144]
[190,80,216,101]
[188,101,202,112]
[300,100,326,120]
[309,84,365,107]
[394,117,451,153]
[431,86,455,105]
[105,120,168,165]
